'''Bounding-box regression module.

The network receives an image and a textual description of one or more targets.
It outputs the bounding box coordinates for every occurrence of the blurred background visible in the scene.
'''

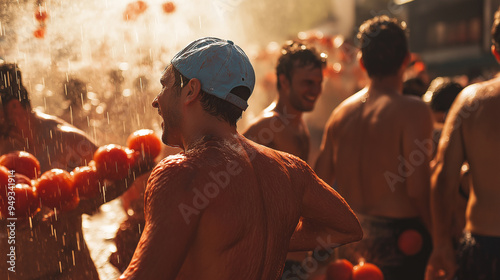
[1,0,499,278]
[1,0,499,147]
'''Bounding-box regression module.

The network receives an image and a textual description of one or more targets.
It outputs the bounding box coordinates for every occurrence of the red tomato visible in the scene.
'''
[0,181,39,219]
[14,173,32,186]
[33,28,46,39]
[123,1,148,21]
[327,259,353,280]
[162,2,176,14]
[59,193,80,211]
[352,263,384,280]
[127,129,162,159]
[0,151,41,179]
[0,165,9,191]
[72,166,101,199]
[34,10,49,22]
[36,169,76,209]
[94,144,130,181]
[398,229,423,256]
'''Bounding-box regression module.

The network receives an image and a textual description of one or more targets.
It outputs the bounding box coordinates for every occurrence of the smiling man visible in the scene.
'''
[243,41,326,162]
[119,37,361,280]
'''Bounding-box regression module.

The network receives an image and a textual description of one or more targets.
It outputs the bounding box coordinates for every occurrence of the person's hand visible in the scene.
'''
[425,247,457,280]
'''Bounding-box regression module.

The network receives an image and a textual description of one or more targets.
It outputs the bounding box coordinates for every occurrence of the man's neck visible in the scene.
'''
[368,74,403,96]
[182,115,238,151]
[271,98,303,125]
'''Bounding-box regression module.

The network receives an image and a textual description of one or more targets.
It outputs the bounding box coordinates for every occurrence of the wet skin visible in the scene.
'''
[120,66,361,280]
[120,135,361,280]
[243,64,323,264]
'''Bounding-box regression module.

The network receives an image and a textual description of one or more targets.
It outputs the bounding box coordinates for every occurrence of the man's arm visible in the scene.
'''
[289,160,362,252]
[120,157,201,280]
[314,114,336,186]
[401,101,434,230]
[425,89,470,280]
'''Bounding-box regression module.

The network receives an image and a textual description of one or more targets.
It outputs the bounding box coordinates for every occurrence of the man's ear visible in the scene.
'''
[492,45,500,63]
[183,78,202,105]
[358,52,366,71]
[278,74,290,92]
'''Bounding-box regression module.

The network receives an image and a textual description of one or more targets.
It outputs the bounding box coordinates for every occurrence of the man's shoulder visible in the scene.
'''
[325,89,366,127]
[460,78,500,103]
[245,111,286,131]
[151,154,194,180]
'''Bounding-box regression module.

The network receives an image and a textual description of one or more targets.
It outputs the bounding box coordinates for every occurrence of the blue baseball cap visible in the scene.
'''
[171,37,255,110]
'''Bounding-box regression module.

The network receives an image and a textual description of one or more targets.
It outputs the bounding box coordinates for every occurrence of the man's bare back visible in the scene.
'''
[434,78,500,237]
[316,87,433,221]
[121,135,361,280]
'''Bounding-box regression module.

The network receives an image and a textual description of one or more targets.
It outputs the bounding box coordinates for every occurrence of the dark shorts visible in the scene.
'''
[281,260,308,280]
[455,232,500,280]
[338,215,432,280]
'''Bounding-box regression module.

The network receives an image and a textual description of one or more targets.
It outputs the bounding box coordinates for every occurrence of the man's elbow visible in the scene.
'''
[337,215,363,245]
[348,219,363,243]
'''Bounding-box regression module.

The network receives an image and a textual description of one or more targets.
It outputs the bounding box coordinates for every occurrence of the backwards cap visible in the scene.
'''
[171,37,255,110]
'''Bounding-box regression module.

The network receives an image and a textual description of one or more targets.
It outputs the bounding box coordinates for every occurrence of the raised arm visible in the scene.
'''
[119,157,201,280]
[401,101,434,230]
[289,160,362,252]
[425,88,471,280]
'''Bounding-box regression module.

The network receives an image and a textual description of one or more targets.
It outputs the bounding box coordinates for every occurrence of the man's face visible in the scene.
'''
[287,64,323,112]
[152,67,182,147]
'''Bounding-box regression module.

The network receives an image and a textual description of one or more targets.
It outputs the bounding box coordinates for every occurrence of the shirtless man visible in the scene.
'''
[243,41,325,162]
[315,16,433,280]
[119,37,362,280]
[425,9,500,280]
[0,63,150,279]
[243,41,326,278]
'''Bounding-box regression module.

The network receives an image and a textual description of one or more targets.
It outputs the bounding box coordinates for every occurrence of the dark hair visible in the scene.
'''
[172,66,250,127]
[357,16,409,78]
[64,77,87,106]
[425,77,463,112]
[403,77,427,97]
[0,63,31,109]
[276,41,327,90]
[492,7,500,50]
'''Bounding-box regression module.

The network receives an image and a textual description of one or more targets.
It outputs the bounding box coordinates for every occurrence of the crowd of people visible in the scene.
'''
[0,7,499,280]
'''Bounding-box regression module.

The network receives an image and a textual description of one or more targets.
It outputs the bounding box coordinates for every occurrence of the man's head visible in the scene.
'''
[0,63,31,110]
[423,77,463,123]
[491,7,500,61]
[357,16,409,78]
[152,37,255,146]
[402,77,427,98]
[276,41,326,112]
[0,63,31,136]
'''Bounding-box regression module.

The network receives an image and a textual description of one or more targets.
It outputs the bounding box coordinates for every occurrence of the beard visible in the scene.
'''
[289,91,315,112]
[161,104,183,147]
